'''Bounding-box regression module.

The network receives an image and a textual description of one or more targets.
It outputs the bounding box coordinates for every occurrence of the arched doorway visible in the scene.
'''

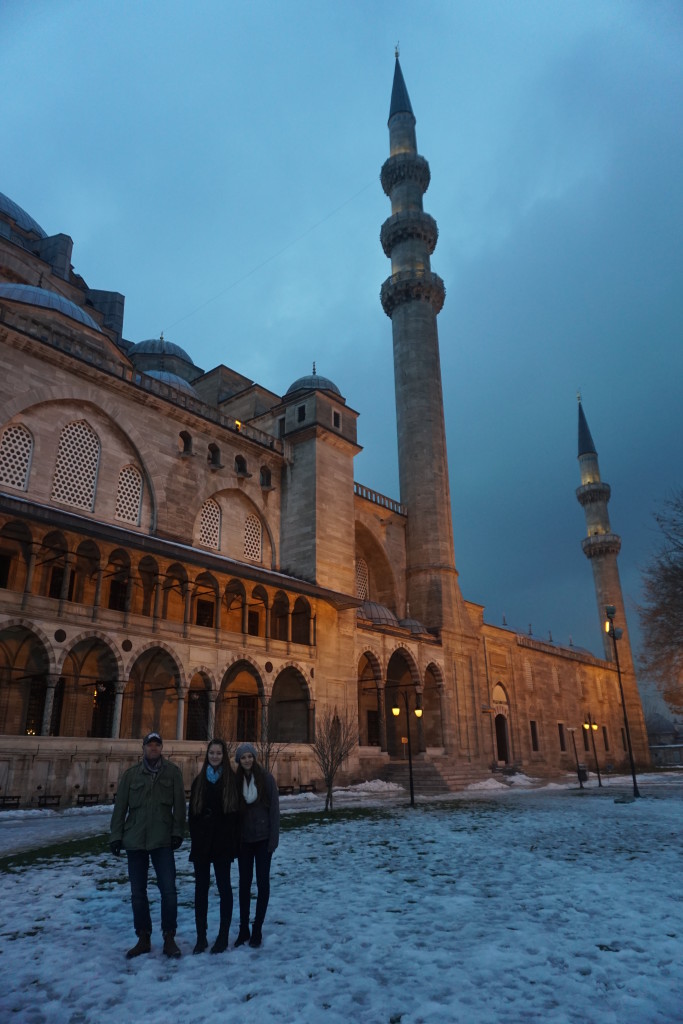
[270,668,310,742]
[492,682,511,765]
[385,649,419,757]
[0,624,51,735]
[121,647,182,739]
[216,661,264,743]
[357,651,382,747]
[59,637,119,737]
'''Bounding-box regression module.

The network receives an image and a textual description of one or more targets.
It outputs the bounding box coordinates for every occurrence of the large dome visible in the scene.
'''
[130,337,193,363]
[144,369,198,397]
[286,369,341,397]
[0,283,101,331]
[0,192,47,238]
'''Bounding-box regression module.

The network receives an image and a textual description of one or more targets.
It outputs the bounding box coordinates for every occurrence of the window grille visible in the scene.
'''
[0,423,33,489]
[115,465,143,524]
[355,558,369,600]
[199,499,221,549]
[244,513,262,561]
[51,420,100,511]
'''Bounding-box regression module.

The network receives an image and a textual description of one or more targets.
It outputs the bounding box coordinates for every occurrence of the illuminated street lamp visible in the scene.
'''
[566,727,584,789]
[391,691,423,808]
[582,712,602,787]
[604,605,641,798]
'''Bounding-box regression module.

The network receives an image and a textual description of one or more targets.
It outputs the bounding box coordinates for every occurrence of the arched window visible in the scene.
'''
[51,420,100,511]
[179,431,193,455]
[244,513,262,561]
[355,558,369,600]
[235,455,247,475]
[115,465,143,524]
[0,423,33,490]
[259,466,271,488]
[199,499,221,550]
[208,443,221,467]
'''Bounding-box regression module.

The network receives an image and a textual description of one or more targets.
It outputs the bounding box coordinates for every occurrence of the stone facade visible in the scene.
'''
[0,60,649,807]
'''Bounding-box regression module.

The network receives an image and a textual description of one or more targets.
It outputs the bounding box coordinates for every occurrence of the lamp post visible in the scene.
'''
[391,690,423,808]
[604,605,641,798]
[567,727,584,789]
[582,713,602,787]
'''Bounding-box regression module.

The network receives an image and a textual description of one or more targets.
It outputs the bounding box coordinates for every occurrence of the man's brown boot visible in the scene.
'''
[163,932,181,958]
[126,932,151,959]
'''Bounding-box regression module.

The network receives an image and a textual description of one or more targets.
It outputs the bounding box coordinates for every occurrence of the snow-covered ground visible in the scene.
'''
[1,773,681,1024]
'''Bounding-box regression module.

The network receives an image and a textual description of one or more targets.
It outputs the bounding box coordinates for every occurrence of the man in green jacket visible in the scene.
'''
[110,732,186,959]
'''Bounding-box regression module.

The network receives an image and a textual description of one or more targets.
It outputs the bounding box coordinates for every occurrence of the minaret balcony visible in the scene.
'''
[581,533,622,558]
[380,212,438,257]
[576,481,611,506]
[380,270,445,317]
[381,154,431,197]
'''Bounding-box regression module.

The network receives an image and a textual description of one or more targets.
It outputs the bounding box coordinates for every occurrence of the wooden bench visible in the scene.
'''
[278,785,295,796]
[0,795,21,809]
[299,783,317,794]
[38,794,61,808]
[76,793,100,806]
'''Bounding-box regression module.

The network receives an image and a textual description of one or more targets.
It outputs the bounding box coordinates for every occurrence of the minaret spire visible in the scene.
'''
[380,57,467,634]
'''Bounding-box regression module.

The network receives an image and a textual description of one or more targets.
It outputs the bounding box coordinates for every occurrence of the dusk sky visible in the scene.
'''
[3,2,681,693]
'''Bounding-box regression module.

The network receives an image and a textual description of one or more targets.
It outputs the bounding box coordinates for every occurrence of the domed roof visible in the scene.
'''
[144,369,198,396]
[130,337,193,363]
[0,192,47,238]
[357,601,399,626]
[398,617,430,635]
[286,364,341,397]
[0,283,101,331]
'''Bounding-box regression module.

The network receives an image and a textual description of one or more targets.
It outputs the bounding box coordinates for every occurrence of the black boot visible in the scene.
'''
[249,924,262,948]
[163,932,181,958]
[126,931,151,959]
[234,924,250,947]
[210,927,230,954]
[193,933,208,955]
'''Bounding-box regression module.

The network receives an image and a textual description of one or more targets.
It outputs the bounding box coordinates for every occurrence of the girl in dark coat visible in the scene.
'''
[188,739,240,954]
[234,742,280,948]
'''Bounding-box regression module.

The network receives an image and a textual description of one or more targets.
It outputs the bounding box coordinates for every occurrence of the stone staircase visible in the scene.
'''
[376,756,491,797]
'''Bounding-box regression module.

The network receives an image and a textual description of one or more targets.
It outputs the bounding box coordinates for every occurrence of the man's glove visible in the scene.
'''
[110,840,122,856]
[171,836,183,850]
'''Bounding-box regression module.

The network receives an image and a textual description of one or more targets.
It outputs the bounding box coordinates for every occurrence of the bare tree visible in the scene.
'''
[256,705,288,775]
[639,490,683,714]
[312,707,358,812]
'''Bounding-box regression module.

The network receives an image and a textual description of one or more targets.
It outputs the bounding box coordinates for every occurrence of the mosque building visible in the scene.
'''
[0,58,649,805]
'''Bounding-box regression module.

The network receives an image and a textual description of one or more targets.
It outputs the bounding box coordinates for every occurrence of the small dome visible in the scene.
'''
[0,283,101,331]
[398,617,429,635]
[130,337,193,363]
[357,601,399,626]
[0,192,47,238]
[144,369,198,396]
[286,370,341,397]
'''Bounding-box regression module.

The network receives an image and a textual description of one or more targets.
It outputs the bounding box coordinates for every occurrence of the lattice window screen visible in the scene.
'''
[355,558,369,600]
[199,499,221,549]
[115,465,143,524]
[244,513,262,561]
[51,420,100,511]
[0,423,33,489]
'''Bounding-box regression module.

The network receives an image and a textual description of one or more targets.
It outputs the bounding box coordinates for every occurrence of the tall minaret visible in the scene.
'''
[576,398,634,670]
[380,54,468,633]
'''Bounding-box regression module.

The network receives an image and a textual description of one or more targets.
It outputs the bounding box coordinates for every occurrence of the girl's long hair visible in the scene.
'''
[190,739,238,815]
[235,756,270,808]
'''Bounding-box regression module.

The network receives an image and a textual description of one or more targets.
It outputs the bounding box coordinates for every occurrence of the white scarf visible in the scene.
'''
[243,775,258,804]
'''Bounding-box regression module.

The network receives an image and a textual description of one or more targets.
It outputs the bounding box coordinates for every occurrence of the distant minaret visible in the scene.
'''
[576,398,634,670]
[380,54,467,632]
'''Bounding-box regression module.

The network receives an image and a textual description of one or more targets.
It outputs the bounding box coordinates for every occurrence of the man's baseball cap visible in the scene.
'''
[142,732,163,746]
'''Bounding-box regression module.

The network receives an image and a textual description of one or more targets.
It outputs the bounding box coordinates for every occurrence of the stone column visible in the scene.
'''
[58,552,73,613]
[152,579,162,632]
[21,543,37,609]
[286,610,292,643]
[265,604,271,639]
[207,693,216,739]
[183,585,192,638]
[309,614,315,646]
[91,567,103,622]
[241,597,249,634]
[377,685,387,752]
[111,684,125,739]
[176,687,187,740]
[261,698,269,744]
[40,676,58,735]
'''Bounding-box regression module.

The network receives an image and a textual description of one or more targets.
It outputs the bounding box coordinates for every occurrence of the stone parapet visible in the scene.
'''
[576,481,611,506]
[380,211,438,257]
[581,533,622,558]
[380,154,431,197]
[380,271,445,317]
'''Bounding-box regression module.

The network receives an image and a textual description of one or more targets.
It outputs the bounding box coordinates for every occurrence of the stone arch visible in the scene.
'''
[354,521,399,610]
[123,640,187,688]
[186,668,215,742]
[223,578,246,634]
[216,658,265,744]
[0,622,53,735]
[422,661,445,748]
[492,682,511,765]
[291,596,311,645]
[56,635,120,737]
[162,562,188,623]
[358,649,384,747]
[56,630,125,679]
[120,644,185,740]
[271,590,289,642]
[0,519,33,592]
[249,584,269,638]
[192,571,220,629]
[270,665,311,743]
[385,647,422,757]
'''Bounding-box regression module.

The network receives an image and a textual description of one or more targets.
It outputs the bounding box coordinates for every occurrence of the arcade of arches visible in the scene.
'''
[357,649,445,756]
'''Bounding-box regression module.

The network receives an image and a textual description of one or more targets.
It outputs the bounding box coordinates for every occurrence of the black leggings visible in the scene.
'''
[193,857,233,933]
[238,840,272,929]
